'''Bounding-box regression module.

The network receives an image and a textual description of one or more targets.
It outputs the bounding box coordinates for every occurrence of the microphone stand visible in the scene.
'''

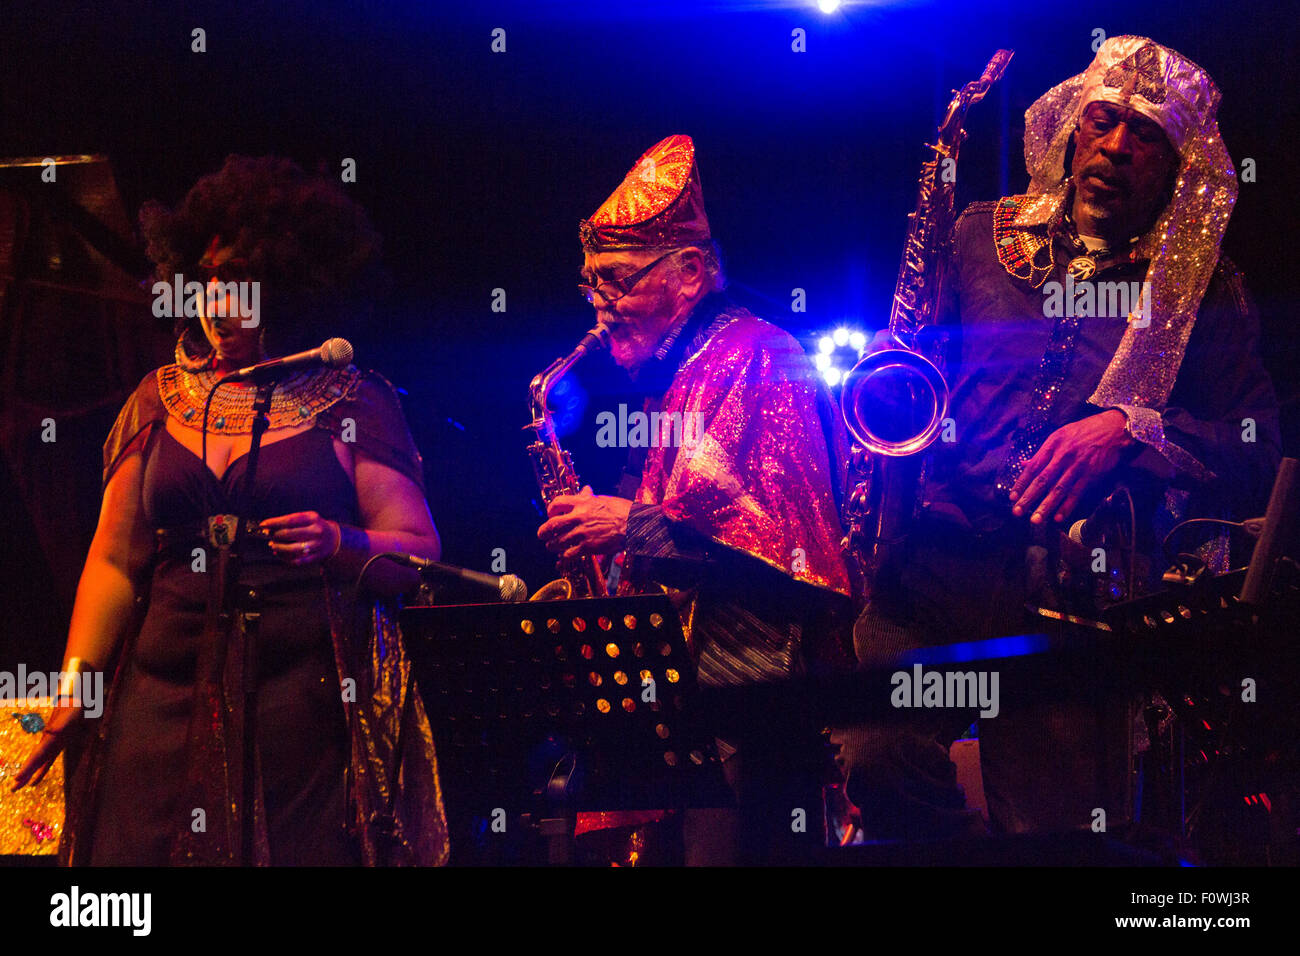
[183,379,275,865]
[229,380,276,864]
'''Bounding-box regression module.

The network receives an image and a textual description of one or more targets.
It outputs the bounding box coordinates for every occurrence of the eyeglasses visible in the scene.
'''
[578,250,678,306]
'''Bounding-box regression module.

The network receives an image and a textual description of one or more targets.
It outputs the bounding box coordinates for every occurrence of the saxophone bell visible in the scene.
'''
[840,344,949,458]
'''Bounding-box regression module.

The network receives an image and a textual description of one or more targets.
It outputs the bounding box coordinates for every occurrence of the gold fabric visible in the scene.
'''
[580,134,712,252]
[322,589,451,866]
[0,700,63,855]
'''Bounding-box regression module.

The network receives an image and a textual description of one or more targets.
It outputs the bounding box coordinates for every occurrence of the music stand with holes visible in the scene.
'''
[400,593,731,865]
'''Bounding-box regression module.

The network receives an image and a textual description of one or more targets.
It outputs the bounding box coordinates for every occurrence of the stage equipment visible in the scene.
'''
[401,593,728,864]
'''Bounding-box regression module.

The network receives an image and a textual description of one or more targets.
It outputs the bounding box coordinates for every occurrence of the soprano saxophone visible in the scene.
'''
[841,49,1013,597]
[526,325,612,601]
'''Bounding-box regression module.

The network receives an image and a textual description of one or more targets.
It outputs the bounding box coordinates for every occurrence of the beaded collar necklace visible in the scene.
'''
[157,363,361,434]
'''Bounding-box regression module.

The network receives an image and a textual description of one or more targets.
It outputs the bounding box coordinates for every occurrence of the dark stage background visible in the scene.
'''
[2,0,1296,669]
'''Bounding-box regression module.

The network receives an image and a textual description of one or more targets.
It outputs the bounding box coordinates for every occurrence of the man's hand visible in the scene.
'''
[1009,409,1136,524]
[537,486,631,558]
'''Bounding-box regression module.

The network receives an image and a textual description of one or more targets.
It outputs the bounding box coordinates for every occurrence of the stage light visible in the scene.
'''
[822,367,842,387]
[849,330,867,352]
[818,335,835,354]
[813,353,831,371]
[817,0,842,13]
[833,327,850,347]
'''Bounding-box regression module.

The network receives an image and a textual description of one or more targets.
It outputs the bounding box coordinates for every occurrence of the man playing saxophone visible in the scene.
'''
[536,134,854,863]
[838,37,1280,838]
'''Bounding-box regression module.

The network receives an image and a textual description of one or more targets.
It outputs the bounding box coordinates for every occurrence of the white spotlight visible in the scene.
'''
[849,331,867,351]
[813,353,831,371]
[818,0,842,13]
[833,327,850,347]
[822,367,843,387]
[818,335,835,354]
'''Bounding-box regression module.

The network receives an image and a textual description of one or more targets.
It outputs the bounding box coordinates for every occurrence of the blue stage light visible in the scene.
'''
[903,633,1052,665]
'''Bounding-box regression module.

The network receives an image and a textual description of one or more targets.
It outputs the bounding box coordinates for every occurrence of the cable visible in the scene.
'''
[356,551,413,592]
[1161,517,1248,558]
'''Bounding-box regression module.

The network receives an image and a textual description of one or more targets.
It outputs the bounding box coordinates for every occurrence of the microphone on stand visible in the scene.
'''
[1066,486,1137,603]
[1068,489,1132,550]
[391,554,529,603]
[220,337,354,384]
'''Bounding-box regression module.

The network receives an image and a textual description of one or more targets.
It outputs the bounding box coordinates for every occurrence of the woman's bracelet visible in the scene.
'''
[327,523,369,563]
[56,656,99,701]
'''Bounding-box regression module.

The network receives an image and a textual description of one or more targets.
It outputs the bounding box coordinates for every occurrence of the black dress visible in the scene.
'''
[90,425,362,864]
[66,365,451,867]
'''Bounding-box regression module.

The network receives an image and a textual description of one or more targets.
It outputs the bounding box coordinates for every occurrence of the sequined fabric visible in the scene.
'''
[580,135,712,252]
[1018,35,1238,412]
[993,287,1086,496]
[635,310,851,598]
[322,589,451,866]
[0,700,63,855]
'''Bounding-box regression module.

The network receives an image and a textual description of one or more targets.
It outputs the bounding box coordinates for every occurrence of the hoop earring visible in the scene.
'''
[175,330,216,372]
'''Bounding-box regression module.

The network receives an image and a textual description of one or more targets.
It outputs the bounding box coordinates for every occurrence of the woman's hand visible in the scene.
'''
[259,511,342,566]
[11,703,84,791]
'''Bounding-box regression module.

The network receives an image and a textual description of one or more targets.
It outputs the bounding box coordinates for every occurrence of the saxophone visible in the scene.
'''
[526,325,612,601]
[841,49,1013,596]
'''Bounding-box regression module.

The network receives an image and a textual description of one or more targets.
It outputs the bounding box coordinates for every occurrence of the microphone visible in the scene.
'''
[1068,489,1132,550]
[221,337,354,383]
[391,555,529,603]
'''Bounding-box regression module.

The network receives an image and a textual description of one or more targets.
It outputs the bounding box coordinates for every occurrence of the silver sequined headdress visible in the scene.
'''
[1012,37,1237,436]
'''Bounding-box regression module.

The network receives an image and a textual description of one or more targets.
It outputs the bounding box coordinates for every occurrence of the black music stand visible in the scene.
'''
[401,593,731,865]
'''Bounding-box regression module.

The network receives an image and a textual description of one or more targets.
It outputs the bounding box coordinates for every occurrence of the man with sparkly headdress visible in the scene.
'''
[537,134,854,863]
[840,37,1281,838]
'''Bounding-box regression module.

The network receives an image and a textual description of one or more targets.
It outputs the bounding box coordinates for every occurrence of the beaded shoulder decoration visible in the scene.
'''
[157,364,363,434]
[992,195,1056,289]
